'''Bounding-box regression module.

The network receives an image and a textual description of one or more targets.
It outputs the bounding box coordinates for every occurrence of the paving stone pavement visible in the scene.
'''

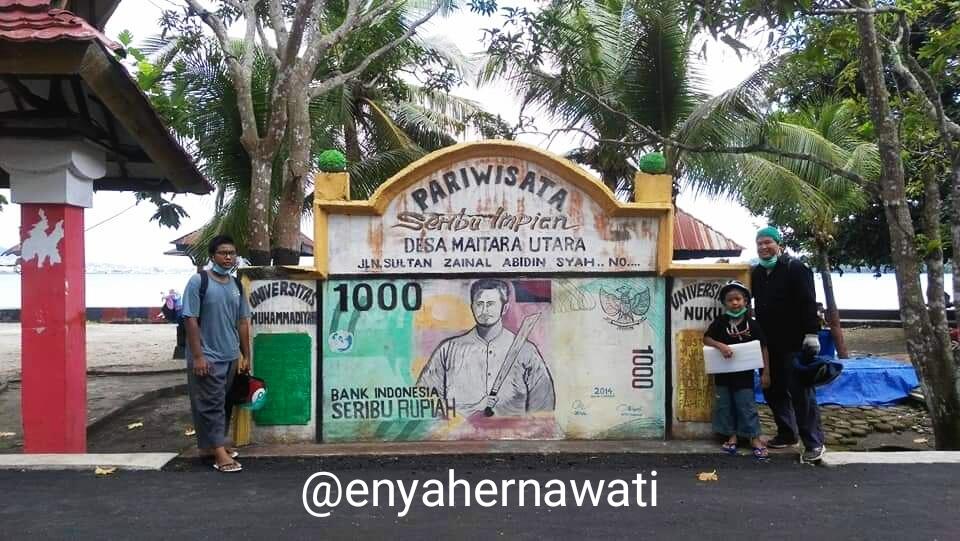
[757,402,934,450]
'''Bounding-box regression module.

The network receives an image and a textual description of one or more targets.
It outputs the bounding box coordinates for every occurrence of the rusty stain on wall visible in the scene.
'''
[367,221,384,262]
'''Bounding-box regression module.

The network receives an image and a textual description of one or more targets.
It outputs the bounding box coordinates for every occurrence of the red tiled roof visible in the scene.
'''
[674,208,743,256]
[0,0,122,52]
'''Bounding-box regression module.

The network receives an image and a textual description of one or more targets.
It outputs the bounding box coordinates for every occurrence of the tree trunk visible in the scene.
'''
[817,246,848,358]
[272,166,304,266]
[922,166,949,335]
[344,113,362,165]
[855,1,960,449]
[271,87,311,266]
[247,154,273,266]
[950,152,960,336]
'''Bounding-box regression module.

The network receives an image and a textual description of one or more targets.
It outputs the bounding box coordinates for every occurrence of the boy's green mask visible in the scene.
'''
[725,308,748,318]
[758,255,778,269]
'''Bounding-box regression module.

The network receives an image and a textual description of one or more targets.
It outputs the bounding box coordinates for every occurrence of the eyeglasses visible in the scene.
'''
[215,250,237,257]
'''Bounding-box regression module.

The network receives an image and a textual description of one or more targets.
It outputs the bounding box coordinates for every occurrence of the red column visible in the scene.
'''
[19,204,86,453]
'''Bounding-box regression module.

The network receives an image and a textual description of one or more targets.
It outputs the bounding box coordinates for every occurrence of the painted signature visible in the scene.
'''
[572,400,588,416]
[617,404,644,417]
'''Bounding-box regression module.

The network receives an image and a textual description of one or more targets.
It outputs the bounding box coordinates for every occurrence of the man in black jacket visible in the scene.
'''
[751,226,825,463]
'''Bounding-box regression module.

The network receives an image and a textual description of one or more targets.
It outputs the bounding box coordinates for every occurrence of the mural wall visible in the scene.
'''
[322,277,666,442]
[325,157,660,275]
[247,277,318,442]
[669,277,727,438]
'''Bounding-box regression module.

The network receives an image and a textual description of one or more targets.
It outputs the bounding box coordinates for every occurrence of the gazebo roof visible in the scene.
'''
[0,0,211,194]
[673,208,743,260]
[166,229,316,258]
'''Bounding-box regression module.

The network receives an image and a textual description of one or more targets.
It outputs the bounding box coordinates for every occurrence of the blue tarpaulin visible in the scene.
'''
[755,356,919,406]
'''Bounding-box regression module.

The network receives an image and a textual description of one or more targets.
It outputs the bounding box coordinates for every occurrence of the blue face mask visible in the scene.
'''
[211,262,234,276]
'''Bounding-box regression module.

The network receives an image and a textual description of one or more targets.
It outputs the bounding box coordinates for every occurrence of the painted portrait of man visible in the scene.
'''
[416,279,556,417]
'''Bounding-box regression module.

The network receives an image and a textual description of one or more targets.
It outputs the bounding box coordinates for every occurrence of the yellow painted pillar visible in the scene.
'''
[633,171,674,275]
[313,171,350,275]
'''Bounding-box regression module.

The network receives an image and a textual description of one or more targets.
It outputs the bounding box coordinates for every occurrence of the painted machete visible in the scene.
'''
[483,312,541,417]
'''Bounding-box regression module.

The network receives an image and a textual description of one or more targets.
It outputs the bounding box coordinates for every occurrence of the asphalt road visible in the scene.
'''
[1,454,956,540]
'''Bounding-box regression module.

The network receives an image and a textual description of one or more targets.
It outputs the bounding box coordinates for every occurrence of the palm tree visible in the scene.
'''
[684,98,880,358]
[482,3,878,355]
[311,33,496,199]
[133,26,496,265]
[482,0,706,194]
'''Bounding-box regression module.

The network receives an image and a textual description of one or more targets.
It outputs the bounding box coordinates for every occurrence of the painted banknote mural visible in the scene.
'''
[322,277,665,442]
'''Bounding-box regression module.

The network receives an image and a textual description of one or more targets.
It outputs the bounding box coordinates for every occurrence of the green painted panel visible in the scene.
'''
[253,332,312,425]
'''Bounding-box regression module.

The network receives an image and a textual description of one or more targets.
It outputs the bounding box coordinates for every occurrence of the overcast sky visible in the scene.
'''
[0,0,766,268]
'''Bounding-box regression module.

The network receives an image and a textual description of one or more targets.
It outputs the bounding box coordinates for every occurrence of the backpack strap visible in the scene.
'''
[197,271,209,327]
[233,276,244,321]
[197,271,245,327]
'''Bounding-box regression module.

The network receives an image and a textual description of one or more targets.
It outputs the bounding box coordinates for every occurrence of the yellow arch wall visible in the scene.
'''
[312,139,743,280]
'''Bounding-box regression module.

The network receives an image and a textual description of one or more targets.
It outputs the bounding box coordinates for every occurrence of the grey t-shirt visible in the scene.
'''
[182,271,251,366]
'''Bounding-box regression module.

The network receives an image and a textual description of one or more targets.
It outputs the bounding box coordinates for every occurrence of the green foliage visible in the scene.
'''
[638,152,667,173]
[481,0,707,192]
[134,191,190,229]
[759,1,960,268]
[915,233,944,257]
[119,3,499,254]
[317,150,347,172]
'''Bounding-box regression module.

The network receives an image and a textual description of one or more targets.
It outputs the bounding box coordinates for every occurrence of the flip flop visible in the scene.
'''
[212,461,242,473]
[753,446,769,460]
[200,450,239,461]
[721,442,738,455]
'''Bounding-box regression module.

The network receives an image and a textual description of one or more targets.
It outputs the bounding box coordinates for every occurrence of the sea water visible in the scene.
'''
[0,270,952,310]
[0,271,196,309]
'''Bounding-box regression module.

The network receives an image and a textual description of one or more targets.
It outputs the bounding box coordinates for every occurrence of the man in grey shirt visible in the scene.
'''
[417,279,555,417]
[182,235,251,472]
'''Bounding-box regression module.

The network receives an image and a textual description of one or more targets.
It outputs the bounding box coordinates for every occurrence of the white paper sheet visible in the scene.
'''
[703,340,764,374]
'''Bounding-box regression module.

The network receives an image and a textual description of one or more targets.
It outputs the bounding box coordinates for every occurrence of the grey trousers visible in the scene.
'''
[187,360,237,449]
[762,349,824,449]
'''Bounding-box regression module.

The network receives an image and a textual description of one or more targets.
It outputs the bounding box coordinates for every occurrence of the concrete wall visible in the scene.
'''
[246,275,319,443]
[324,155,660,276]
[236,142,752,444]
[0,307,166,323]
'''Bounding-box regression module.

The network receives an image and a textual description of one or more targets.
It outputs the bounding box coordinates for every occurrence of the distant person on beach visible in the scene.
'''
[160,289,182,322]
[182,235,251,473]
[751,226,826,464]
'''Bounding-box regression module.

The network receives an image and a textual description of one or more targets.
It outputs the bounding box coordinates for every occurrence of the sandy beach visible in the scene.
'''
[0,323,182,380]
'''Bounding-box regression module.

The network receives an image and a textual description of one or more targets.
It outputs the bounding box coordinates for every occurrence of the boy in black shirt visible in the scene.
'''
[703,281,771,458]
